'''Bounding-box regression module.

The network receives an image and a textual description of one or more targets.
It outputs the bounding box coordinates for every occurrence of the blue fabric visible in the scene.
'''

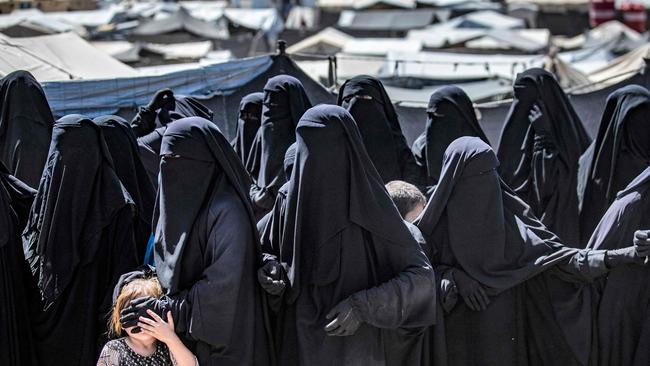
[41,55,273,118]
[143,234,156,267]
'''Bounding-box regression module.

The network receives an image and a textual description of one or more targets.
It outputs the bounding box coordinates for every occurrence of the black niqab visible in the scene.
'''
[22,115,139,366]
[154,117,271,365]
[94,115,156,261]
[0,70,54,188]
[338,75,421,185]
[411,86,489,192]
[277,104,436,365]
[249,75,311,217]
[233,92,264,168]
[578,85,650,245]
[497,68,590,247]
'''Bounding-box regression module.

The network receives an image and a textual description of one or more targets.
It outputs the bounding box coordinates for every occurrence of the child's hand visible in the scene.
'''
[138,310,178,345]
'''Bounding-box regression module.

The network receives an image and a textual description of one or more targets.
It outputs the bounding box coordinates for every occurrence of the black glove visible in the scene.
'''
[528,103,543,124]
[120,296,169,331]
[453,269,490,311]
[147,89,175,111]
[257,260,286,296]
[324,298,362,336]
[634,230,650,258]
[440,272,459,313]
[606,246,645,267]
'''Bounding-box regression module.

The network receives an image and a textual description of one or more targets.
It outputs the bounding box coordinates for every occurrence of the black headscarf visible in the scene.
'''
[233,92,264,168]
[278,104,436,365]
[249,75,311,217]
[412,86,489,191]
[0,161,38,366]
[586,166,650,366]
[154,117,271,366]
[338,75,421,185]
[22,115,139,366]
[0,70,54,188]
[578,85,650,245]
[94,115,156,261]
[137,95,214,187]
[497,68,590,247]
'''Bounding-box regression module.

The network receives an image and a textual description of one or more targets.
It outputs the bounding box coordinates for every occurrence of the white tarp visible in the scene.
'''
[286,27,353,54]
[143,41,213,60]
[342,38,422,56]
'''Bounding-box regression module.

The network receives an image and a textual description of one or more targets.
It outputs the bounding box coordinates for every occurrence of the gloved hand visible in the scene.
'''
[440,272,459,313]
[257,261,286,296]
[120,296,170,331]
[606,246,645,267]
[324,298,362,336]
[528,103,543,124]
[147,89,175,111]
[634,230,650,258]
[453,269,490,311]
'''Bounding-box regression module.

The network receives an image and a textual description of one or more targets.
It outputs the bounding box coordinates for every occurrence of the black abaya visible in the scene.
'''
[94,115,156,261]
[0,70,54,188]
[233,92,264,169]
[578,85,650,245]
[275,105,437,366]
[338,75,421,186]
[497,68,590,247]
[586,166,650,366]
[22,115,139,366]
[153,117,271,366]
[248,75,311,218]
[411,86,489,195]
[0,161,38,366]
[416,136,612,366]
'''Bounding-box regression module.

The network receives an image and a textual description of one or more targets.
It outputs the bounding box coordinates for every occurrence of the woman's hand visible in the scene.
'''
[138,310,177,345]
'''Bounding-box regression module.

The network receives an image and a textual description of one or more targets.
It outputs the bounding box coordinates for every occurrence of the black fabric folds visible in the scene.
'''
[417,136,609,366]
[22,115,139,366]
[249,75,311,218]
[233,92,264,168]
[154,117,271,365]
[338,75,421,186]
[94,115,156,261]
[497,68,590,247]
[411,86,489,193]
[578,85,650,245]
[0,70,54,188]
[276,104,437,366]
[586,166,650,366]
[0,161,38,366]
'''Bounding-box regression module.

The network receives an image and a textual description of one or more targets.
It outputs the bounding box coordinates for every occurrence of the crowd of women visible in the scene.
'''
[2,66,650,366]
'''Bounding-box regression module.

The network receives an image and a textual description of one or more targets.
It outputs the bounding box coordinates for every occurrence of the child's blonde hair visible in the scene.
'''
[109,277,163,337]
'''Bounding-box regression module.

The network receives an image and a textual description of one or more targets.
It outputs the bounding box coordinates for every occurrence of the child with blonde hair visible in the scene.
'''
[97,277,197,366]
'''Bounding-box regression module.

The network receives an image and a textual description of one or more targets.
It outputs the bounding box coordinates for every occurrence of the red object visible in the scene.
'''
[590,0,616,27]
[621,2,647,32]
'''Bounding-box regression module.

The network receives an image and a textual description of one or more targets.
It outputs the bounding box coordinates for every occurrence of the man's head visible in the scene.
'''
[385,180,426,222]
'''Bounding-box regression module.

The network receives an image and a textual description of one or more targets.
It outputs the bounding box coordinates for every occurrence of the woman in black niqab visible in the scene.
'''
[585,166,650,366]
[233,92,264,169]
[578,85,650,245]
[0,161,38,366]
[272,104,437,366]
[416,136,646,366]
[94,115,156,261]
[21,115,139,366]
[120,117,272,366]
[0,70,54,188]
[248,75,311,219]
[411,86,489,195]
[338,75,421,186]
[497,68,590,247]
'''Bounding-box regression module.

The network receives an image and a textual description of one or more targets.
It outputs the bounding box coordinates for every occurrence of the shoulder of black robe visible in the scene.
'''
[94,115,156,228]
[0,70,54,188]
[255,75,311,210]
[281,103,428,301]
[337,75,418,184]
[578,85,650,242]
[498,68,590,189]
[154,116,256,293]
[0,160,36,230]
[415,136,578,294]
[233,92,264,165]
[22,114,136,305]
[423,86,489,185]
